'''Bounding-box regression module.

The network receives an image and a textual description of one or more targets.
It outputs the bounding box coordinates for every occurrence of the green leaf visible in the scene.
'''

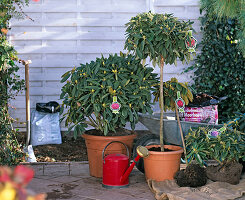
[79,93,91,101]
[136,48,143,59]
[102,93,109,100]
[122,109,128,118]
[59,105,64,115]
[140,40,145,52]
[152,59,156,67]
[61,73,71,83]
[129,111,134,122]
[130,121,135,130]
[195,153,203,165]
[162,48,166,58]
[104,123,108,136]
[94,62,100,74]
[73,125,80,139]
[67,124,76,134]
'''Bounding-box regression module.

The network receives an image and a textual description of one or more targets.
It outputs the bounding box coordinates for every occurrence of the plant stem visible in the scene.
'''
[88,116,98,128]
[84,121,95,127]
[160,55,165,152]
[175,106,188,165]
[97,113,103,132]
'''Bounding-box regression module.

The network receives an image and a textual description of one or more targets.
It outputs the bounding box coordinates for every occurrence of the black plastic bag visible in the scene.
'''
[187,93,227,107]
[36,101,60,113]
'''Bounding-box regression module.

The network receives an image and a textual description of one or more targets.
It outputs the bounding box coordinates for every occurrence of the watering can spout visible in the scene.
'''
[120,146,149,184]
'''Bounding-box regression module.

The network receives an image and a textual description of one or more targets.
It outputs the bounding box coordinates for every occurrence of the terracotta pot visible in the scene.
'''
[82,133,137,178]
[143,145,183,181]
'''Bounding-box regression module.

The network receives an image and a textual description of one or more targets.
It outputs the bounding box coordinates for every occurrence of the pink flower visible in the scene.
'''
[13,165,34,186]
[177,100,184,107]
[191,39,195,46]
[111,103,120,110]
[0,167,11,183]
[210,130,220,137]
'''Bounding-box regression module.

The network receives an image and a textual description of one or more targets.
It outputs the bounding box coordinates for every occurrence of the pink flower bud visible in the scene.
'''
[111,103,120,110]
[177,100,184,107]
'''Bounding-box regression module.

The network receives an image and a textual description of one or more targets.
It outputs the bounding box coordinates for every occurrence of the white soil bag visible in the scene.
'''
[31,110,62,146]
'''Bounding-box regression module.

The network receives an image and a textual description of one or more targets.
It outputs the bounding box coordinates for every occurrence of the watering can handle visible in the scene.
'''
[102,141,129,162]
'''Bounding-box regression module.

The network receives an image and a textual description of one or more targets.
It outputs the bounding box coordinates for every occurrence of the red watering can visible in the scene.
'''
[102,141,149,188]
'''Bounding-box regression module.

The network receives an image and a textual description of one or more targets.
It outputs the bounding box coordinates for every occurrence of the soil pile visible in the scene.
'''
[33,136,88,162]
[174,164,207,187]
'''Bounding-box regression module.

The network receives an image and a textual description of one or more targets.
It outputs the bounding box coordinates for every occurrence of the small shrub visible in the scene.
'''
[0,0,28,166]
[60,53,158,137]
[185,126,245,166]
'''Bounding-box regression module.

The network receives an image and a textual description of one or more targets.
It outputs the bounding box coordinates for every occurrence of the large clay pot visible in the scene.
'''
[143,144,183,181]
[82,133,137,178]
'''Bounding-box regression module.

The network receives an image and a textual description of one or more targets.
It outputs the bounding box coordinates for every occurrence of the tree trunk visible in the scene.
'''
[175,105,187,164]
[160,56,164,152]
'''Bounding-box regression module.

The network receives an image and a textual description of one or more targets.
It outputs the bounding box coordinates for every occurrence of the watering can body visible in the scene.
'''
[102,153,129,188]
[102,141,149,188]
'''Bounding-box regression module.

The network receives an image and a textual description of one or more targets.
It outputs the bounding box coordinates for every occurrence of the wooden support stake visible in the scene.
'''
[175,106,188,165]
[22,60,32,146]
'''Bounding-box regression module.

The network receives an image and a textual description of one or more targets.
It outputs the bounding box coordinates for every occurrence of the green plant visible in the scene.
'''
[60,53,158,138]
[200,0,245,56]
[153,77,193,112]
[0,107,25,166]
[0,0,30,30]
[185,126,245,166]
[186,11,245,122]
[0,0,28,166]
[124,12,194,151]
[0,37,25,166]
[0,38,24,100]
[227,112,245,133]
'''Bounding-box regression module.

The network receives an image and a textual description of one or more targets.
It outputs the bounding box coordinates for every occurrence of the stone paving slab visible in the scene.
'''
[24,162,245,200]
[26,162,155,200]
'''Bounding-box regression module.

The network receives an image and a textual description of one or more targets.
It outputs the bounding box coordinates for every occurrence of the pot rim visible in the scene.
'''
[82,133,137,140]
[145,144,184,155]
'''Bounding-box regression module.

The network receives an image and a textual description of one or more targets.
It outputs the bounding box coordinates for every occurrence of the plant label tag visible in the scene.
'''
[175,91,185,113]
[110,96,121,114]
[185,30,197,53]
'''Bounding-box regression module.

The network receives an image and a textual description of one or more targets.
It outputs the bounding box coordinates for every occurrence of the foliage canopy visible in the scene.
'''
[200,0,245,56]
[124,12,194,66]
[0,0,28,165]
[185,126,245,166]
[60,53,158,137]
[186,12,245,122]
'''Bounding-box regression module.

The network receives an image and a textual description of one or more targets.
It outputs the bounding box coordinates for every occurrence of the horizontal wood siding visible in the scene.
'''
[9,0,201,130]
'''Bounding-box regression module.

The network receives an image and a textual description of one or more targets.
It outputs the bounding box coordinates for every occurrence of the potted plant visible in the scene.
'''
[145,77,194,148]
[60,53,158,177]
[124,12,194,181]
[132,78,194,174]
[185,126,245,184]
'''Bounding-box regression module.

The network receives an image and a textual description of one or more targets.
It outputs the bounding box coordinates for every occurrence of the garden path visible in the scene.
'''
[26,162,155,200]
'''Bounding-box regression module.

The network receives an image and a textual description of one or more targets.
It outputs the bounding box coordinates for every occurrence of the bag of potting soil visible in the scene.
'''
[31,104,62,146]
[184,93,227,124]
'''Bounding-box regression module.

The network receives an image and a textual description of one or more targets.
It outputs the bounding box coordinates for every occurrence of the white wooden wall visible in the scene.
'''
[9,0,201,130]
